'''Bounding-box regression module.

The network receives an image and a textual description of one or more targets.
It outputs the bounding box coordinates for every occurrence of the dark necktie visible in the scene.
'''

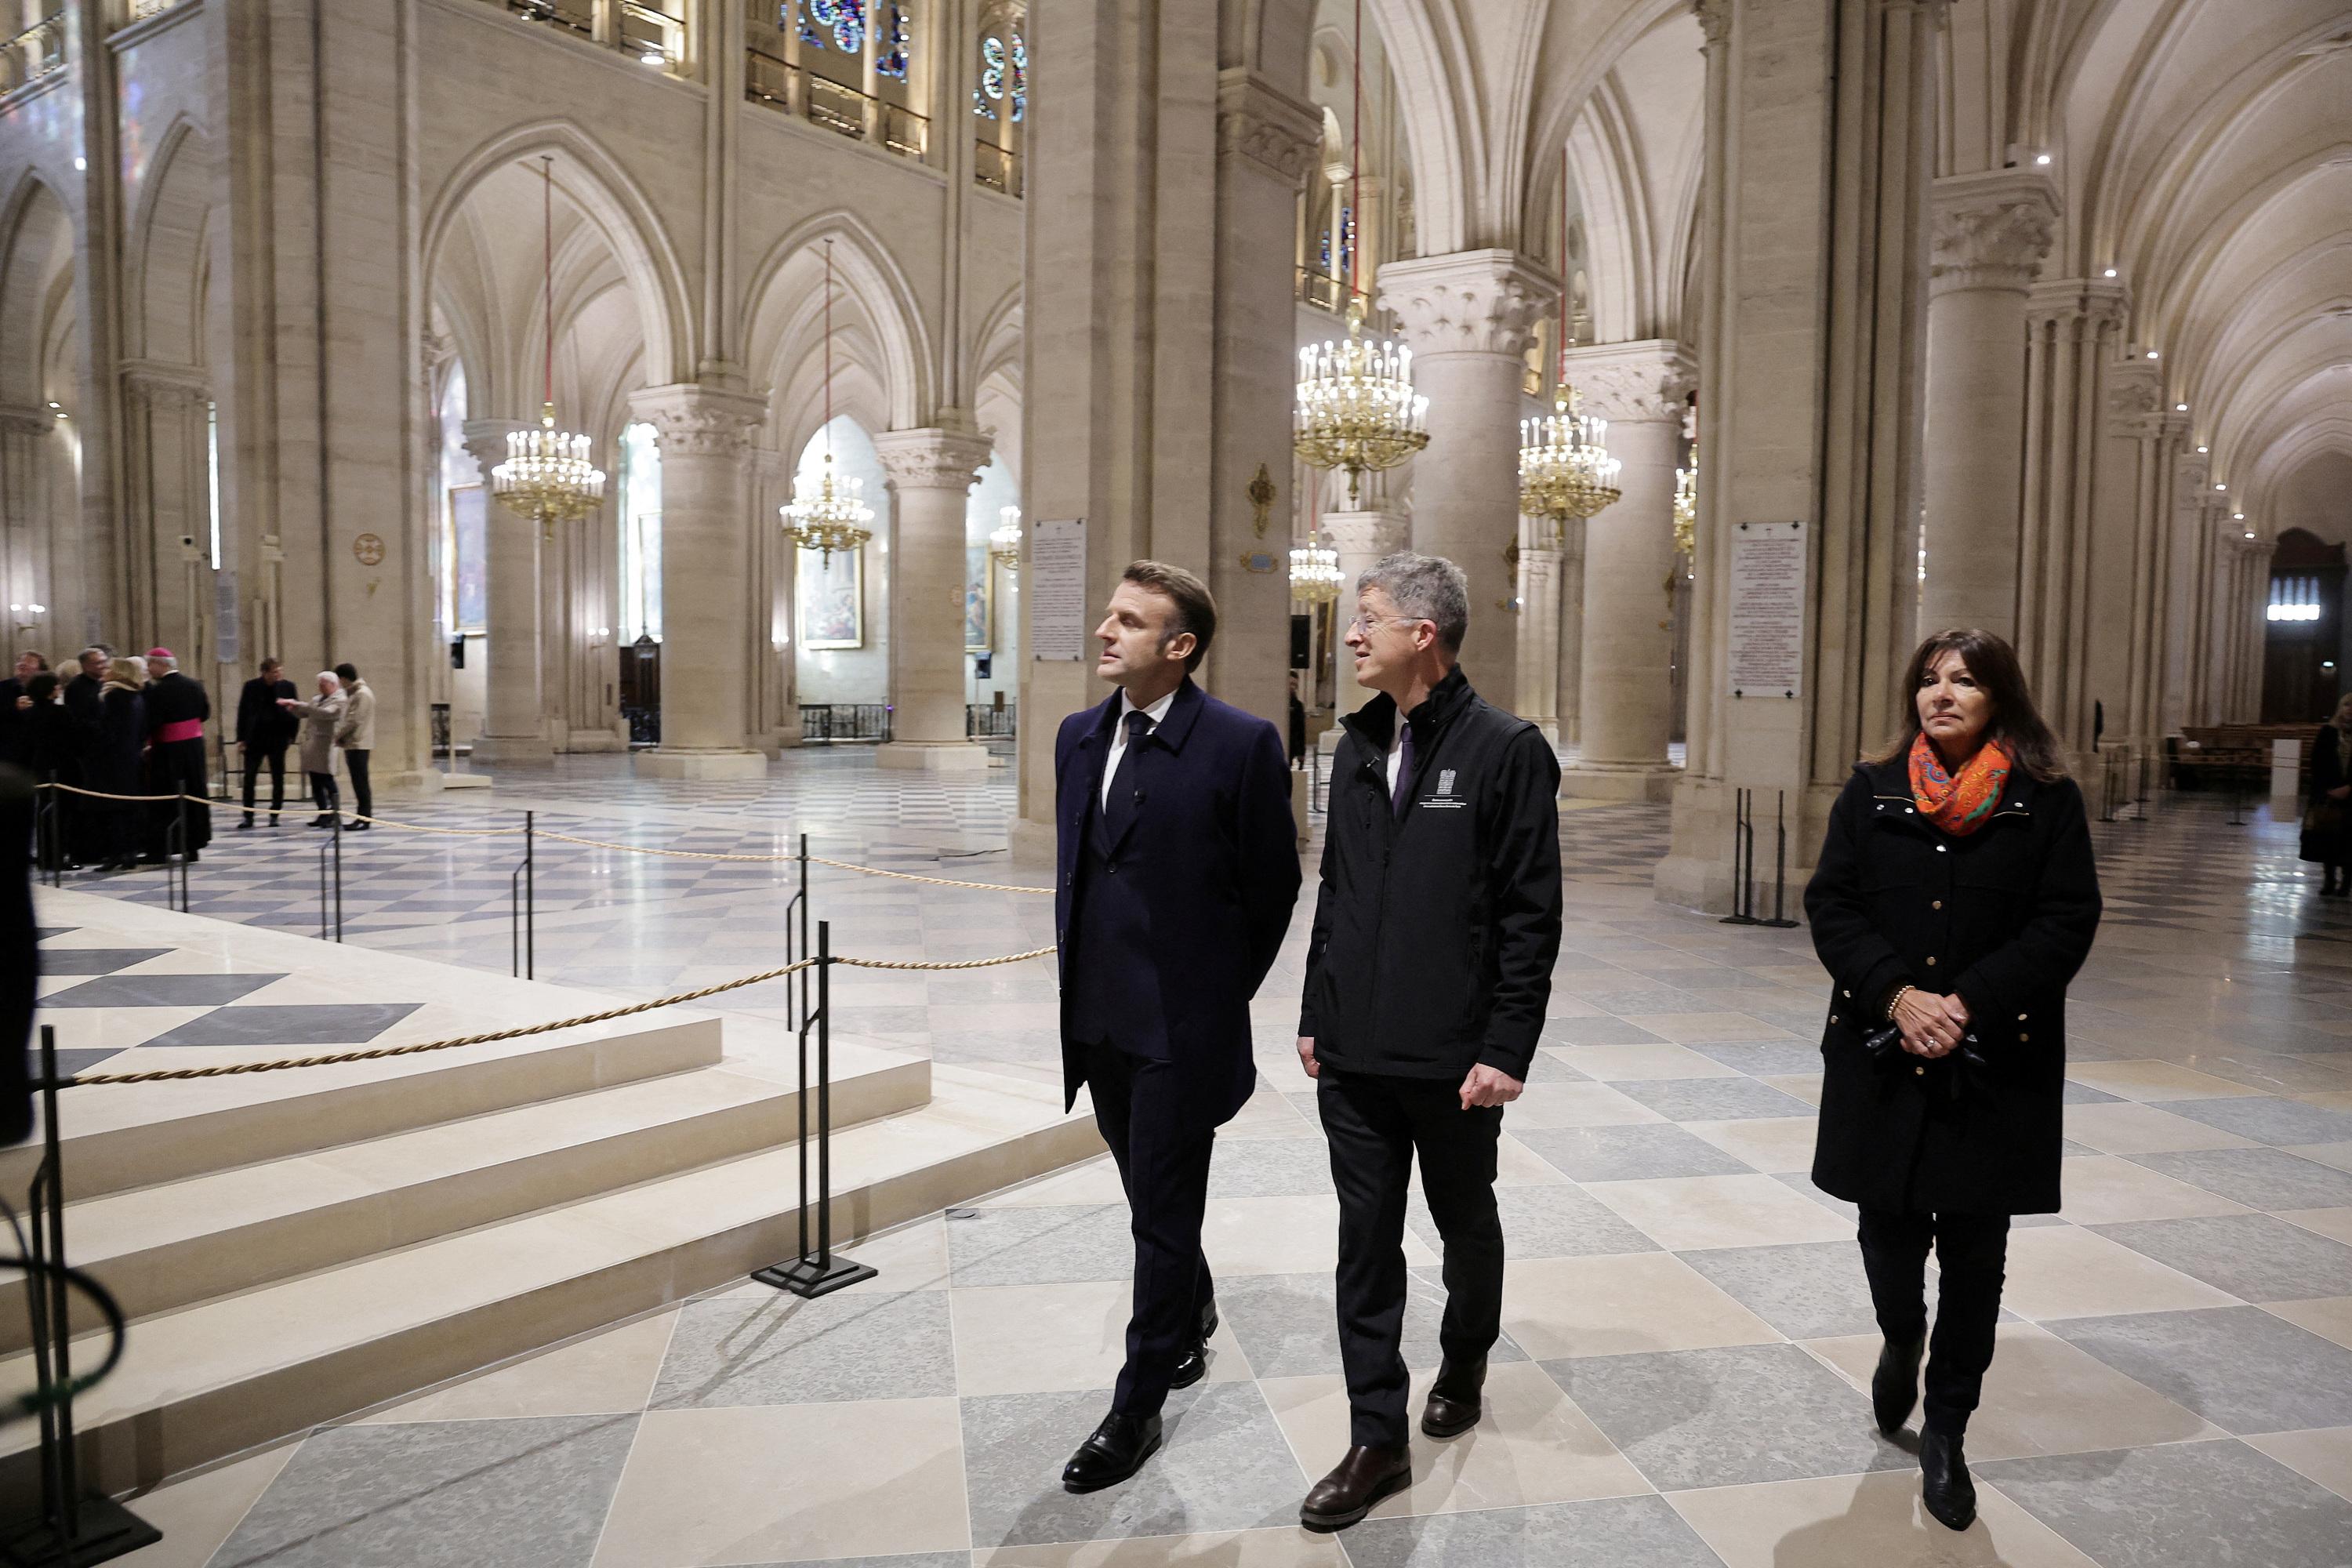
[1392,719,1417,818]
[1104,709,1152,844]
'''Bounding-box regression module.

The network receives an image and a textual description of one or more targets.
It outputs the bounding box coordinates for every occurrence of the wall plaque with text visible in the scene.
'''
[1727,521,1806,699]
[1029,518,1089,661]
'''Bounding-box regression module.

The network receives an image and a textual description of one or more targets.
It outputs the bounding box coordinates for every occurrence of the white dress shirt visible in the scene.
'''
[1102,687,1178,809]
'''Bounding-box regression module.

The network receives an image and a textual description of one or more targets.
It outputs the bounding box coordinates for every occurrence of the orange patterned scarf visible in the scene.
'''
[1909,731,2011,837]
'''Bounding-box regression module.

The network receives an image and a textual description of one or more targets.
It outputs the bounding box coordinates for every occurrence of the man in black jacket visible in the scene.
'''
[1052,560,1300,1493]
[236,657,299,829]
[60,648,108,866]
[1294,551,1563,1530]
[141,648,211,861]
[0,651,45,769]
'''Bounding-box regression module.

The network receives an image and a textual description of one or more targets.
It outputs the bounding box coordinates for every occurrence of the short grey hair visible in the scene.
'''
[1357,551,1469,653]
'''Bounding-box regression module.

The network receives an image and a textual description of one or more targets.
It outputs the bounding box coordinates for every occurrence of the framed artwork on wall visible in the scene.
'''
[799,544,864,649]
[965,546,993,654]
[449,484,488,634]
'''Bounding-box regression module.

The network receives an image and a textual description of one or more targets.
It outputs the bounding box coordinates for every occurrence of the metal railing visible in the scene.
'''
[799,703,892,743]
[488,0,686,71]
[1297,267,1348,314]
[125,0,190,23]
[745,48,927,161]
[965,703,1016,739]
[975,141,1022,198]
[0,14,65,95]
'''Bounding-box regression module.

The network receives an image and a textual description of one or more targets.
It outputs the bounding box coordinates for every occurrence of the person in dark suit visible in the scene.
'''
[140,648,212,862]
[16,675,71,873]
[60,648,108,866]
[236,657,299,829]
[1806,627,2100,1532]
[0,650,48,769]
[2307,692,2352,895]
[90,660,147,872]
[1051,560,1300,1493]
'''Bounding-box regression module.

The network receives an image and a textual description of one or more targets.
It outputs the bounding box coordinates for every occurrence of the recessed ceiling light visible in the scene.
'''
[2034,153,2053,165]
[2103,267,2118,278]
[2175,403,2187,412]
[2147,350,2160,360]
[2245,531,2256,539]
[2197,445,2209,453]
[2216,483,2227,491]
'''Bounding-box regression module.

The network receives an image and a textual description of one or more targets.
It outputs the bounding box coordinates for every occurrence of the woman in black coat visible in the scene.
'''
[2307,693,2352,895]
[89,666,148,872]
[1805,628,2100,1534]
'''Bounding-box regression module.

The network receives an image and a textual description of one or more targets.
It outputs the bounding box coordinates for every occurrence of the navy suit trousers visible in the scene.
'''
[1086,1040,1217,1418]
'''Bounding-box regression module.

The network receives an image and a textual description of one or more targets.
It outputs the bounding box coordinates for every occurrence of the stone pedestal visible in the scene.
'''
[1322,509,1407,717]
[1562,341,1692,801]
[1377,249,1555,716]
[630,383,768,781]
[1919,169,2058,639]
[874,425,995,773]
[463,419,551,764]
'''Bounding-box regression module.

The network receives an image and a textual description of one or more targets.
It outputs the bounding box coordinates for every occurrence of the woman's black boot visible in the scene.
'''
[1920,1426,1976,1530]
[1871,1332,1926,1435]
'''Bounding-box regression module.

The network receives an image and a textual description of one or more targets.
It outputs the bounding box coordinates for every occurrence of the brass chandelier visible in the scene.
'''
[493,158,605,543]
[1673,444,1697,564]
[1519,384,1621,524]
[1288,535,1343,604]
[989,506,1022,569]
[782,238,874,561]
[1293,0,1428,510]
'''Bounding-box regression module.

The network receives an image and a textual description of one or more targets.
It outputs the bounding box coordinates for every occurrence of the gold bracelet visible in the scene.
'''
[1886,985,1912,1021]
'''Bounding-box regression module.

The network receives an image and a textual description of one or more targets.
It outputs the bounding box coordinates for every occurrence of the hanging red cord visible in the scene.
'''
[822,239,834,437]
[541,157,555,410]
[1350,0,1363,304]
[1559,147,1570,387]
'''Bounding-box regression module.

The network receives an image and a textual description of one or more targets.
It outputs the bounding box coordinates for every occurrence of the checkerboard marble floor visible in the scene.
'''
[84,759,2352,1566]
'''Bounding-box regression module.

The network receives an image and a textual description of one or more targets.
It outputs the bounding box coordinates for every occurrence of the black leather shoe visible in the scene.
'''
[1199,1300,1219,1342]
[1061,1412,1162,1493]
[1421,1357,1486,1438]
[237,818,253,830]
[1169,1343,1208,1390]
[1300,1444,1412,1532]
[1872,1332,1926,1435]
[1920,1427,1976,1531]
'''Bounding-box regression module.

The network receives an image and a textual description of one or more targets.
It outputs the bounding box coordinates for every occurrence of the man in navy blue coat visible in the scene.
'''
[1052,559,1300,1492]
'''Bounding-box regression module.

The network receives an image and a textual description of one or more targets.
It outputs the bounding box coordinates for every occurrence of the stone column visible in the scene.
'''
[1658,0,1942,911]
[630,383,768,779]
[873,424,994,770]
[1323,508,1408,720]
[1918,169,2057,637]
[1563,340,1693,800]
[1515,527,1562,742]
[1556,515,1587,746]
[1377,249,1556,715]
[2167,448,2214,728]
[463,420,550,763]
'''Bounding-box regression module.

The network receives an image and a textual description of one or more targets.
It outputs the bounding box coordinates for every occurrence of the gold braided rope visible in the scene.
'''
[36,783,524,837]
[59,945,1058,1088]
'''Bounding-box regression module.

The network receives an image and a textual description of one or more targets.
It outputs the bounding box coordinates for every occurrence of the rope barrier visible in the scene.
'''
[58,943,1058,1087]
[32,786,1053,886]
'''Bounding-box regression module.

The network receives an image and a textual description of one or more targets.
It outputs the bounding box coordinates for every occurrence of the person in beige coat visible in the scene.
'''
[280,672,347,828]
[332,662,376,830]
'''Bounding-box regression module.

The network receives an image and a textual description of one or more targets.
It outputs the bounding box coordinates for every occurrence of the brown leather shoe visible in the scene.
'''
[1421,1357,1486,1438]
[1299,1444,1412,1532]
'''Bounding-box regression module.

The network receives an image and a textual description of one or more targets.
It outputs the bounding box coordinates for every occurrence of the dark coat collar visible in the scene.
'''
[1079,675,1203,752]
[1341,665,1475,751]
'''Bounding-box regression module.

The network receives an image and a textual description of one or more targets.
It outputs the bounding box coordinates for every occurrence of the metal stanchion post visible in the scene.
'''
[753,919,877,1299]
[0,1027,162,1565]
[1720,788,1758,926]
[525,810,535,980]
[1762,790,1798,927]
[173,796,190,913]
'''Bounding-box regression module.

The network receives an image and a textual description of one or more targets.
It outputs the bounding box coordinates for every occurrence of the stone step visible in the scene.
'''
[0,1043,932,1351]
[0,1066,1100,1502]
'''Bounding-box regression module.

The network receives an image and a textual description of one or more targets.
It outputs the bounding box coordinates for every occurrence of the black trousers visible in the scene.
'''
[1857,1206,2011,1435]
[343,749,372,822]
[146,739,212,855]
[307,770,339,815]
[1086,1040,1217,1420]
[1319,1066,1505,1448]
[242,742,289,822]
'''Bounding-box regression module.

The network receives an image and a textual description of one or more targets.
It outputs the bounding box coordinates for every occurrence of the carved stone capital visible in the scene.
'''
[1376,250,1558,359]
[1322,510,1409,561]
[2174,452,2210,503]
[122,361,209,407]
[1559,339,1697,423]
[1217,68,1322,186]
[1929,170,2058,296]
[2027,277,2129,336]
[1691,0,1731,47]
[459,418,529,481]
[629,383,767,459]
[2104,355,2163,438]
[0,405,54,439]
[871,425,995,492]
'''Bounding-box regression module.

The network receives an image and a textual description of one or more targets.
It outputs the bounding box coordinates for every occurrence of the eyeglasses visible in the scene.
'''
[1345,612,1432,637]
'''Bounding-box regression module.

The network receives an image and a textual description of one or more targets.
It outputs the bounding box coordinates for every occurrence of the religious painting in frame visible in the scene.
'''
[798,544,864,650]
[964,545,993,654]
[449,484,488,634]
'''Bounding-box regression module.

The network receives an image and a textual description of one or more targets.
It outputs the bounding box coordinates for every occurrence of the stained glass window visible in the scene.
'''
[619,422,663,644]
[878,4,909,78]
[797,0,865,53]
[975,31,1025,122]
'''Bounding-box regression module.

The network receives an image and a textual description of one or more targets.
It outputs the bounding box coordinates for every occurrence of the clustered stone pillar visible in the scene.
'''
[630,383,769,779]
[1515,524,1561,742]
[1555,515,1586,746]
[1919,169,2058,638]
[1563,340,1693,800]
[1323,507,1408,721]
[1377,249,1555,716]
[463,418,549,763]
[873,424,994,771]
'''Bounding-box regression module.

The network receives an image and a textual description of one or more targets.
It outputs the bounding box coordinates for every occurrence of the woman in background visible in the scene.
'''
[2307,691,2352,895]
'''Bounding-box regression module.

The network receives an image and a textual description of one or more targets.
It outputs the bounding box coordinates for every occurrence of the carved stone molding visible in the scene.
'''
[0,405,53,439]
[1322,510,1409,559]
[630,383,767,459]
[1559,339,1697,423]
[2104,356,2162,438]
[1690,0,1730,48]
[871,425,995,492]
[1217,69,1322,187]
[2027,277,2128,336]
[459,417,528,481]
[1929,170,2058,296]
[1376,249,1558,359]
[122,360,209,408]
